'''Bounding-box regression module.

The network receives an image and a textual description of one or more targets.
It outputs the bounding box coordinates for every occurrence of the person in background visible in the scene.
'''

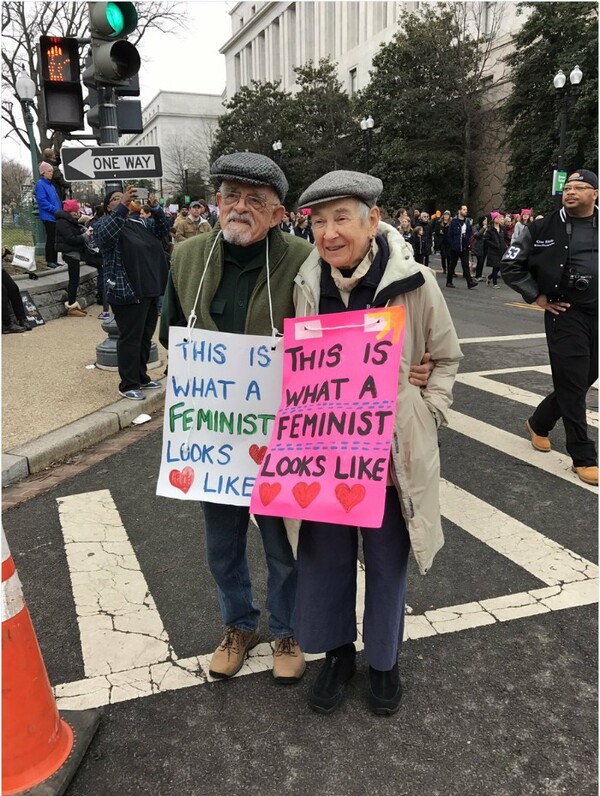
[2,267,32,333]
[95,187,170,400]
[512,209,532,241]
[175,201,212,243]
[434,210,452,274]
[279,211,294,233]
[55,198,93,317]
[417,211,433,268]
[34,162,62,269]
[399,216,416,254]
[291,170,461,716]
[447,204,477,289]
[412,224,426,264]
[472,215,488,281]
[503,213,515,242]
[484,212,507,288]
[83,204,111,320]
[294,213,314,243]
[41,147,70,202]
[501,169,598,486]
[81,201,94,218]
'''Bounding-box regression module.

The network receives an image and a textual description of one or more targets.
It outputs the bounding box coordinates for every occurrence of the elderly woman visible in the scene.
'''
[290,171,462,716]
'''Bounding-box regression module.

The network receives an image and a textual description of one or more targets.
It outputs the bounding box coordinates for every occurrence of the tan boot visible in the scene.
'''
[65,301,87,317]
[272,636,306,683]
[208,627,260,679]
[572,465,598,486]
[525,420,551,452]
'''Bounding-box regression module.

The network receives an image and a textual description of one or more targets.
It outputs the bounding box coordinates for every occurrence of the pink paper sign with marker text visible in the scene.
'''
[250,306,406,527]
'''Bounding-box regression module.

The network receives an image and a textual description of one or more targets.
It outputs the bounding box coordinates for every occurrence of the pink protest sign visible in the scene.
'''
[250,306,406,527]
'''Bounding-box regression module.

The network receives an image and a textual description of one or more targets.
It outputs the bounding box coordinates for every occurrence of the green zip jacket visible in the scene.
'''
[159,224,313,347]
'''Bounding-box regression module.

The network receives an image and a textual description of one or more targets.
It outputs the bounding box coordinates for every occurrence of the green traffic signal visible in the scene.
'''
[106,2,125,35]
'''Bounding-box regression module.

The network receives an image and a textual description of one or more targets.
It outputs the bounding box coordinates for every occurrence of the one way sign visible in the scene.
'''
[61,146,163,181]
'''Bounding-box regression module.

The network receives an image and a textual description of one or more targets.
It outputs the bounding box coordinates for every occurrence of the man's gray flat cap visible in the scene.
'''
[297,170,383,209]
[210,152,288,202]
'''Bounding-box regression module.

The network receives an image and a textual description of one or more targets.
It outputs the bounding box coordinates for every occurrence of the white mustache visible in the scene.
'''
[227,211,253,225]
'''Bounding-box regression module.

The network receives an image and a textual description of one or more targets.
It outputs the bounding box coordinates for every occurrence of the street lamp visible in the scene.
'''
[553,65,583,206]
[360,115,375,172]
[272,139,282,165]
[183,163,189,201]
[15,65,46,257]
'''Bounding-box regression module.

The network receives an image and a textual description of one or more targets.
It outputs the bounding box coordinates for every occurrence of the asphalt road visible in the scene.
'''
[3,270,597,796]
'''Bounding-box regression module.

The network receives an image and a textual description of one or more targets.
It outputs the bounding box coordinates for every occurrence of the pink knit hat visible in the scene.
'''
[38,161,52,174]
[490,211,501,220]
[521,208,532,216]
[63,199,79,213]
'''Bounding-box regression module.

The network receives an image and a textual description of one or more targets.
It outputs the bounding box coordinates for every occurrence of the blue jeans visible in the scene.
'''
[201,502,297,638]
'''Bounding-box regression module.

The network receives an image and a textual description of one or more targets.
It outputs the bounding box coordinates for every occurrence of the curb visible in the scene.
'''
[2,386,166,487]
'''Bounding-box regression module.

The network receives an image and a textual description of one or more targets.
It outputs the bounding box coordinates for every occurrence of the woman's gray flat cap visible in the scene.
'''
[297,170,383,209]
[210,152,288,202]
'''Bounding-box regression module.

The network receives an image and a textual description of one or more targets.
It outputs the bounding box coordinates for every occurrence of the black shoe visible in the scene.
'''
[2,323,25,334]
[16,320,32,331]
[467,282,478,289]
[446,283,455,288]
[368,663,402,716]
[309,644,356,714]
[46,262,60,269]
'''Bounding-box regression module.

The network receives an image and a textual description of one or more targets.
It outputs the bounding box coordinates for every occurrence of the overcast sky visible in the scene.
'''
[2,0,234,165]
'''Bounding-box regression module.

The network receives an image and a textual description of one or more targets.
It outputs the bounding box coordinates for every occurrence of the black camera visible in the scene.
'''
[565,271,592,292]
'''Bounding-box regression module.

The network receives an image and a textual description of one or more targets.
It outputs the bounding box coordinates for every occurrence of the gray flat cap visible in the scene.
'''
[297,170,383,209]
[211,152,288,202]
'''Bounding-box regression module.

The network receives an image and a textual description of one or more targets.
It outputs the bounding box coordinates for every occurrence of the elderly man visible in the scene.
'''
[501,169,598,485]
[174,200,212,243]
[160,152,435,684]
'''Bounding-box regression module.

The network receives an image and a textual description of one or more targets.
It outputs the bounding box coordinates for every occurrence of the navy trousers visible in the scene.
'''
[295,487,411,671]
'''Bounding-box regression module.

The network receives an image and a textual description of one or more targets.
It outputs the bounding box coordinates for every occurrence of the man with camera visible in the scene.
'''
[501,169,598,485]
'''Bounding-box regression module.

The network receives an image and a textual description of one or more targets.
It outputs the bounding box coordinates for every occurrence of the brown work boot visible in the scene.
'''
[572,465,598,486]
[272,636,306,683]
[64,301,87,317]
[525,420,551,452]
[208,627,260,679]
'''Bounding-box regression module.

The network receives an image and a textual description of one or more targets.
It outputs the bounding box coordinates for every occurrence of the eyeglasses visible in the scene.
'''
[221,190,278,211]
[563,184,594,193]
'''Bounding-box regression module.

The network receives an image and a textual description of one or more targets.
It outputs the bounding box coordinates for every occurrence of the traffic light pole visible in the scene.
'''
[98,86,123,193]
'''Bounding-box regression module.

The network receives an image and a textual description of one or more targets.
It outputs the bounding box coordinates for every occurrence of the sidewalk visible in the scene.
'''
[1,312,168,486]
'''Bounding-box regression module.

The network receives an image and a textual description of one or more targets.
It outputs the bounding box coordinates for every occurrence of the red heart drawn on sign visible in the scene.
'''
[259,483,281,506]
[335,483,366,513]
[292,482,321,508]
[249,444,268,465]
[169,467,194,494]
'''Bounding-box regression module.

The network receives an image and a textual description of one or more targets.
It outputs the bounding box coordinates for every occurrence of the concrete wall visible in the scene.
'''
[11,266,99,323]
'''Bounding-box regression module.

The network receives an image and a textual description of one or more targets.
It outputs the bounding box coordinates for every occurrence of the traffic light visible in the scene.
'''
[82,50,101,141]
[38,36,84,132]
[85,2,141,86]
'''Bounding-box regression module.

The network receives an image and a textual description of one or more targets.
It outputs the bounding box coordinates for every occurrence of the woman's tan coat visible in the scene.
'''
[286,221,463,574]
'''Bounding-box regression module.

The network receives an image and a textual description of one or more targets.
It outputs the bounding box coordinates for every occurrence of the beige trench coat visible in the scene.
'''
[284,221,463,575]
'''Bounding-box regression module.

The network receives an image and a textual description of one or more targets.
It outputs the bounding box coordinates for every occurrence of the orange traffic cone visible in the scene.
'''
[2,527,100,795]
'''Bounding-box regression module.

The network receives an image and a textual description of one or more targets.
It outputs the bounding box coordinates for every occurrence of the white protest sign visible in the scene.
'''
[156,326,283,505]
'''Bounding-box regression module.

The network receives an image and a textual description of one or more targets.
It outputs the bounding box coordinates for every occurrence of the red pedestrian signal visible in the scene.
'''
[38,36,84,132]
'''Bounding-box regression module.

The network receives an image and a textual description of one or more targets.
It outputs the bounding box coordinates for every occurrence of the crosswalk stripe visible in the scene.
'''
[57,490,172,678]
[456,372,598,428]
[439,479,597,585]
[458,333,546,343]
[448,409,597,493]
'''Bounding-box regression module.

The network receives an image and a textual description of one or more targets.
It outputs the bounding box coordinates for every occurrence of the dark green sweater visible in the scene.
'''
[159,224,313,347]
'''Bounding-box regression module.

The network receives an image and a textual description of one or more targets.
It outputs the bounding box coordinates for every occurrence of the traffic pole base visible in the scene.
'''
[13,709,101,796]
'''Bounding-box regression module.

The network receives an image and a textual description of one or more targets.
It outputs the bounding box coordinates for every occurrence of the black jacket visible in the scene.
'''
[484,225,508,268]
[55,211,86,255]
[501,206,598,303]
